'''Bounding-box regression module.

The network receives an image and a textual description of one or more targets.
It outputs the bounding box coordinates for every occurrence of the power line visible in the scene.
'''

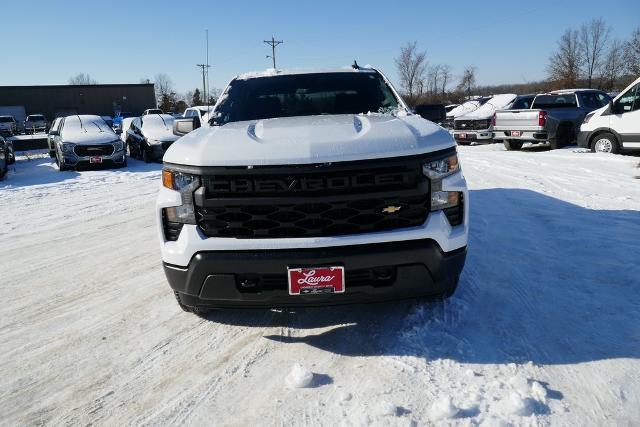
[263,36,284,69]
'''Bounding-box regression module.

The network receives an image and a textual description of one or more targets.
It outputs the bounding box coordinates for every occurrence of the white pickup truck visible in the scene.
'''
[493,89,611,151]
[157,67,468,315]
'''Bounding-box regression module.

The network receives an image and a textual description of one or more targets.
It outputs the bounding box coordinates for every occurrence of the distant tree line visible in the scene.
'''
[396,19,639,107]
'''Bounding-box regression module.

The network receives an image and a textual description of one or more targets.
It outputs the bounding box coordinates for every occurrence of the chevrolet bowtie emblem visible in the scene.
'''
[382,205,402,214]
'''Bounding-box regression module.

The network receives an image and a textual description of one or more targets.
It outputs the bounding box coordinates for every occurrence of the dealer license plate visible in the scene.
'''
[511,131,522,137]
[458,133,467,139]
[89,156,103,164]
[287,266,345,295]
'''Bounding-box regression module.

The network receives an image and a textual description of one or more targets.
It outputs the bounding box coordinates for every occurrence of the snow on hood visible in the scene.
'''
[62,115,118,144]
[163,114,455,167]
[462,94,517,119]
[141,114,178,142]
[446,101,481,118]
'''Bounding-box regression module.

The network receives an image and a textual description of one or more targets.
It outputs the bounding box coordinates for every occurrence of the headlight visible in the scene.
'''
[61,143,75,154]
[112,140,124,151]
[162,170,201,224]
[583,113,594,124]
[422,154,459,179]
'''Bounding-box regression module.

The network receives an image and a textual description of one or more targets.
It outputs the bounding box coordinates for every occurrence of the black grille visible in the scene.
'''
[188,153,447,239]
[74,144,114,157]
[454,119,491,130]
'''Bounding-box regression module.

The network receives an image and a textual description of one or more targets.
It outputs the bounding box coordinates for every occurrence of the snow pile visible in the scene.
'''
[429,395,459,421]
[374,401,398,417]
[285,363,314,389]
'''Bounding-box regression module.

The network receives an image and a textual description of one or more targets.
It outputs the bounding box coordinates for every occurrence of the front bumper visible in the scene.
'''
[166,239,467,308]
[60,148,127,168]
[577,130,590,148]
[453,130,494,143]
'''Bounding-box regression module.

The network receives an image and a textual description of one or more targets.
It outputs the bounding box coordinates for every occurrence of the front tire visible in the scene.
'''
[142,145,152,163]
[503,139,523,151]
[591,132,620,154]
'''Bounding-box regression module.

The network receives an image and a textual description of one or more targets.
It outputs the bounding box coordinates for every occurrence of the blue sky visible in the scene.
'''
[0,0,637,94]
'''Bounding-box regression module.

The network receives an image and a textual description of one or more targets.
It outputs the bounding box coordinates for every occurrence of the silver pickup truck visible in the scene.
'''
[493,89,611,150]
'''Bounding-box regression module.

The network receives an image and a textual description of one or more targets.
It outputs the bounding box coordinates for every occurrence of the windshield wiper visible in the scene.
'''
[77,115,87,133]
[156,113,168,128]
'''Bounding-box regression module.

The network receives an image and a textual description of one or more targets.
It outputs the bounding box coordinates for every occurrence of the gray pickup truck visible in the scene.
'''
[493,89,611,150]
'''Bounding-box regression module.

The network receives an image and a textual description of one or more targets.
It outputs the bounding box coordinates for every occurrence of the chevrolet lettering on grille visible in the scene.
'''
[206,172,410,194]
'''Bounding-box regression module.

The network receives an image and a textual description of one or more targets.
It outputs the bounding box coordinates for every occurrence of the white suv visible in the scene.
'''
[157,67,468,315]
[579,76,640,153]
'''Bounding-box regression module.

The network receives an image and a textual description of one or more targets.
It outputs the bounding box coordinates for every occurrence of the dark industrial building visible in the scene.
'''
[0,83,156,120]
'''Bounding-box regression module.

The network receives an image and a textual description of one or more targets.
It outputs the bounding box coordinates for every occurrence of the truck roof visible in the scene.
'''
[235,66,378,80]
[546,88,602,95]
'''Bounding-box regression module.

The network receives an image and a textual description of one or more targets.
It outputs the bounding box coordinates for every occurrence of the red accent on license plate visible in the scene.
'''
[458,133,467,139]
[89,156,103,163]
[511,131,522,137]
[287,266,345,295]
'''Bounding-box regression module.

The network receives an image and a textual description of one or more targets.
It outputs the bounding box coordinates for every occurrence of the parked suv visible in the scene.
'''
[0,116,18,137]
[494,89,611,150]
[50,115,126,171]
[126,114,178,162]
[158,67,468,315]
[24,114,47,134]
[578,76,640,154]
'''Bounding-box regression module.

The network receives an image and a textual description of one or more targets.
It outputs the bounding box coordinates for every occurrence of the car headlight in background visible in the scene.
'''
[61,142,75,154]
[422,154,459,180]
[162,170,201,224]
[112,140,124,151]
[583,113,594,124]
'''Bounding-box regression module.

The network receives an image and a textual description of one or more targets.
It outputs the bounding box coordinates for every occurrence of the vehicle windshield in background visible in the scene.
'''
[212,72,400,125]
[532,94,577,109]
[142,115,174,131]
[27,115,45,120]
[63,116,114,136]
[0,117,13,123]
[511,97,534,109]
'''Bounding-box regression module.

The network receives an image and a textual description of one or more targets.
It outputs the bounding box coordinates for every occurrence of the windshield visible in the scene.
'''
[27,115,45,121]
[211,72,400,125]
[511,96,534,109]
[62,116,115,137]
[532,94,577,109]
[0,117,13,123]
[141,114,174,131]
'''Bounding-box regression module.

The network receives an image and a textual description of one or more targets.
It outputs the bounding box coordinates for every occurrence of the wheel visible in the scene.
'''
[0,153,7,179]
[142,146,152,163]
[591,132,620,154]
[49,150,56,158]
[503,139,523,151]
[173,291,211,318]
[56,152,67,171]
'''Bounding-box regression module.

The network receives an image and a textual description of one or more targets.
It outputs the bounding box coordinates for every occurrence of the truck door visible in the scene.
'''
[610,82,640,148]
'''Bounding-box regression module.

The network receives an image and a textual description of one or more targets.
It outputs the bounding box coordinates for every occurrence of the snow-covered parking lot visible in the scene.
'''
[1,145,639,425]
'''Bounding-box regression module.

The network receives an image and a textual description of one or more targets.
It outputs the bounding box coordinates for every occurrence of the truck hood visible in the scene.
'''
[462,94,517,120]
[164,114,456,166]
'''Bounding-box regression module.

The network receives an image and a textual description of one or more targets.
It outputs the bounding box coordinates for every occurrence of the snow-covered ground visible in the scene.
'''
[1,145,639,426]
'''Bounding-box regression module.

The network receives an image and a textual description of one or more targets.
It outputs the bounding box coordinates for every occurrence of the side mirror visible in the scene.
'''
[173,117,201,136]
[49,130,59,136]
[414,104,447,123]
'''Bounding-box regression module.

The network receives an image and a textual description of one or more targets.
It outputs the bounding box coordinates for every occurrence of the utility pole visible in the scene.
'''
[263,36,283,69]
[196,63,210,104]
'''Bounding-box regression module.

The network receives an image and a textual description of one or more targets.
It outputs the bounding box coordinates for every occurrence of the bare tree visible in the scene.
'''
[579,18,611,88]
[440,65,452,95]
[456,66,477,96]
[547,29,582,87]
[395,41,428,99]
[139,77,151,84]
[601,39,625,91]
[154,73,174,106]
[68,73,98,85]
[624,27,640,75]
[427,65,442,95]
